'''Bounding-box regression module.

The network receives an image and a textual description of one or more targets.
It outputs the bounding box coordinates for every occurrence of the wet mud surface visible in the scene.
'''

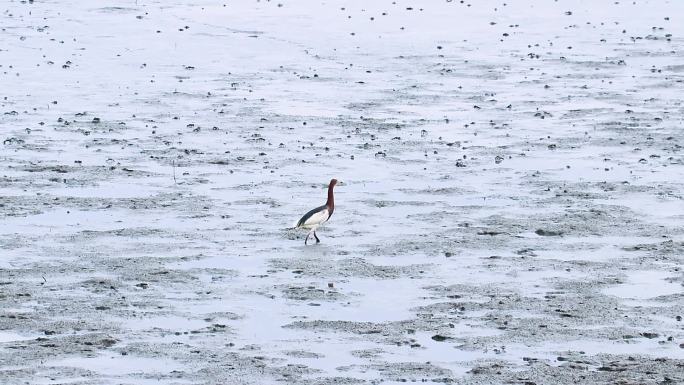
[1,0,683,384]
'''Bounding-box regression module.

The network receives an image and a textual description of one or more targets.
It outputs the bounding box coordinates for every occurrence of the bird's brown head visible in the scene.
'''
[329,178,338,188]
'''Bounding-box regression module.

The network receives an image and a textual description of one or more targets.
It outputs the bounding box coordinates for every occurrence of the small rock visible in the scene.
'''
[100,338,117,347]
[535,229,562,236]
[431,334,450,342]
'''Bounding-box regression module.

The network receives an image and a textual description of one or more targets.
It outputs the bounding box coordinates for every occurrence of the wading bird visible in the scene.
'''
[295,179,338,245]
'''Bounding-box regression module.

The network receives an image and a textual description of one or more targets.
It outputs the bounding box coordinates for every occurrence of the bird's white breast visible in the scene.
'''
[300,208,329,228]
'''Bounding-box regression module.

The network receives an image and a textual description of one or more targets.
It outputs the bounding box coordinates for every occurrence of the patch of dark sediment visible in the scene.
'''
[58,228,218,249]
[477,203,653,238]
[282,350,325,359]
[0,254,234,327]
[0,366,95,385]
[526,179,665,198]
[273,283,348,303]
[463,354,684,385]
[0,332,119,367]
[349,348,385,359]
[399,186,473,196]
[420,279,683,348]
[193,352,322,384]
[3,161,161,187]
[621,239,684,255]
[353,233,503,259]
[355,199,436,208]
[306,376,367,385]
[330,115,414,132]
[103,341,317,384]
[282,320,404,346]
[364,199,659,252]
[338,362,454,382]
[0,192,215,218]
[268,257,431,279]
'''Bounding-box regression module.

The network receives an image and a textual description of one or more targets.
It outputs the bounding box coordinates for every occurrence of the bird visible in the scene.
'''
[295,178,338,245]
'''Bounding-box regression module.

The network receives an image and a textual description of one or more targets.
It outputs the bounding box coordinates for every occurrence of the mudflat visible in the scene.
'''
[1,1,683,384]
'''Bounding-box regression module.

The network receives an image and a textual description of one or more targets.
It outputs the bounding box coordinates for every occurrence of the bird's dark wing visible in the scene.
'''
[296,204,327,227]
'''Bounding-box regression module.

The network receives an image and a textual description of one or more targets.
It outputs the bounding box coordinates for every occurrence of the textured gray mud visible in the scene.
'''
[1,0,683,384]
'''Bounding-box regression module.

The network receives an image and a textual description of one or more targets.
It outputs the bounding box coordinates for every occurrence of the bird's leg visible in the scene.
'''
[305,230,313,245]
[314,231,320,244]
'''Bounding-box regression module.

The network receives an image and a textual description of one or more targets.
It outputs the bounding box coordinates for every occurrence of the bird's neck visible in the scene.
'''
[326,184,335,213]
